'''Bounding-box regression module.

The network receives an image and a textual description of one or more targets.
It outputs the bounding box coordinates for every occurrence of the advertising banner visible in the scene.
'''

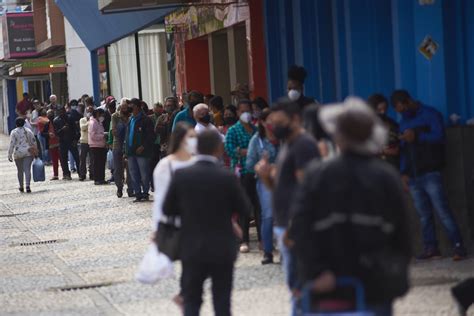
[3,12,36,59]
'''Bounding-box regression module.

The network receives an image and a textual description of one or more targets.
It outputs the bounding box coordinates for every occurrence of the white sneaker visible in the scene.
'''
[239,243,249,253]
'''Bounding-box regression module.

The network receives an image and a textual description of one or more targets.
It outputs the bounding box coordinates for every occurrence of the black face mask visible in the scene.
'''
[273,124,292,140]
[224,117,237,126]
[127,107,133,114]
[189,101,199,109]
[201,113,211,124]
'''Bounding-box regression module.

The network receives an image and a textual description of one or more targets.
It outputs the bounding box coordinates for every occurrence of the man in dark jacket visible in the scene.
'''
[392,90,466,261]
[287,65,317,110]
[53,106,80,180]
[162,130,251,316]
[125,98,154,202]
[289,98,411,314]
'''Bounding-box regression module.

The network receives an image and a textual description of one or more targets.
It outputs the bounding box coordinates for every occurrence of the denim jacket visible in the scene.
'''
[246,134,278,173]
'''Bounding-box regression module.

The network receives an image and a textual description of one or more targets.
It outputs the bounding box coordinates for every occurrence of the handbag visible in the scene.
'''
[154,159,181,261]
[155,215,181,261]
[23,128,38,157]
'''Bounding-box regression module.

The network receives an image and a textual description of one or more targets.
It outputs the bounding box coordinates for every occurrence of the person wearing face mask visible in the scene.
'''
[209,96,225,127]
[88,109,107,185]
[172,91,203,131]
[225,99,261,253]
[287,65,316,110]
[111,100,133,197]
[155,96,180,158]
[148,102,164,192]
[53,106,81,180]
[125,98,154,202]
[42,110,61,180]
[251,97,269,123]
[391,89,467,261]
[193,103,223,139]
[79,106,93,181]
[246,109,279,265]
[367,94,400,169]
[255,100,320,314]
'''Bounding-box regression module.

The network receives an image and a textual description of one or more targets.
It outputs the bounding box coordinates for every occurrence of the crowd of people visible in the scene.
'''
[7,64,471,316]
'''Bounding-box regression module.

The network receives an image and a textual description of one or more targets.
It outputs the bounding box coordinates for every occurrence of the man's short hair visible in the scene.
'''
[198,130,222,156]
[130,98,142,107]
[391,90,412,106]
[193,103,208,115]
[237,99,252,111]
[367,94,388,111]
[271,98,301,118]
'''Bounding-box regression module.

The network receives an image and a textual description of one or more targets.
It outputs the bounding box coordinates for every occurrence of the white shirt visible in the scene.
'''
[151,156,196,231]
[194,122,225,141]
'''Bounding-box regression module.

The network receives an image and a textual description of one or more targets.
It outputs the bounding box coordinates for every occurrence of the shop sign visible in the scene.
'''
[418,35,439,61]
[165,1,249,40]
[3,12,36,59]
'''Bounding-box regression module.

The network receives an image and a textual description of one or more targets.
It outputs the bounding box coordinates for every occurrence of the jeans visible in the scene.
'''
[59,142,80,177]
[128,156,150,197]
[14,156,34,188]
[408,171,464,250]
[182,260,234,316]
[257,179,273,254]
[68,147,77,171]
[274,226,298,316]
[37,134,50,162]
[113,148,126,190]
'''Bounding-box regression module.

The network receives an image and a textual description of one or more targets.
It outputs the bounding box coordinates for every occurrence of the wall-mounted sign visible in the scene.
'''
[418,35,439,60]
[3,12,36,59]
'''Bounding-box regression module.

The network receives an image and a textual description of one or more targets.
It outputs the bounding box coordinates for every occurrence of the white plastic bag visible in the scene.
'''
[135,244,174,284]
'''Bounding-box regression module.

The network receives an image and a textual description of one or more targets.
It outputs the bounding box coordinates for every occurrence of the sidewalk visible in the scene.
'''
[0,134,472,315]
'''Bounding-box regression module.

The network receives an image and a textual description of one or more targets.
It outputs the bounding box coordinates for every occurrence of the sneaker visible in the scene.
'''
[117,189,123,198]
[239,243,249,253]
[416,249,442,261]
[18,187,24,193]
[453,246,467,261]
[133,196,143,203]
[127,191,136,198]
[63,175,72,181]
[26,187,31,193]
[261,253,274,265]
[79,177,85,181]
[51,176,59,181]
[141,194,150,201]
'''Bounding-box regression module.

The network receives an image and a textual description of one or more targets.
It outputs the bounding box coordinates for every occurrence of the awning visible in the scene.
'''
[55,0,176,51]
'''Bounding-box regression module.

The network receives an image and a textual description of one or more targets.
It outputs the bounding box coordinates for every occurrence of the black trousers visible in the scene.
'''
[90,147,107,182]
[452,278,474,311]
[150,144,161,190]
[240,173,261,243]
[182,260,234,316]
[79,143,91,179]
[59,141,80,177]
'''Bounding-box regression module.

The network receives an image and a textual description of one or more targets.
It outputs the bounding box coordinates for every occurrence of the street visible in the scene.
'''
[0,134,473,316]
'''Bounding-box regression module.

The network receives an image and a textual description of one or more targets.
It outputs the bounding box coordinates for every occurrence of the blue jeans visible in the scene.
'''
[37,134,50,162]
[257,180,273,254]
[128,156,150,197]
[409,171,463,250]
[274,226,298,316]
[68,149,77,170]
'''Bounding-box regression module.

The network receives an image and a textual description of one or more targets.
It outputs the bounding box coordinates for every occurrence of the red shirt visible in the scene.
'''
[16,99,33,115]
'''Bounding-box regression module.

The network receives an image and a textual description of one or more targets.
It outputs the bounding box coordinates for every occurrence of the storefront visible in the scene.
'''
[165,0,267,104]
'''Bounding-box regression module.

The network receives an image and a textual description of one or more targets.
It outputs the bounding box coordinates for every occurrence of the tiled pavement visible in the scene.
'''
[0,135,472,315]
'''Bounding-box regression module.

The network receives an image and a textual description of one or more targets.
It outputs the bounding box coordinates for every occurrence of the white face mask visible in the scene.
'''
[26,112,32,119]
[184,137,197,155]
[99,116,105,123]
[288,89,301,101]
[239,112,252,124]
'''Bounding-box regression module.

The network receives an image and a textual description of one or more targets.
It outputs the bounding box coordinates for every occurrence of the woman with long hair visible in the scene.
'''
[246,109,278,264]
[151,122,197,231]
[8,117,38,193]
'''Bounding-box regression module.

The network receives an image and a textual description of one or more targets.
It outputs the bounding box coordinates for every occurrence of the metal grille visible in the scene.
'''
[10,239,67,247]
[51,282,121,292]
[0,212,29,217]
